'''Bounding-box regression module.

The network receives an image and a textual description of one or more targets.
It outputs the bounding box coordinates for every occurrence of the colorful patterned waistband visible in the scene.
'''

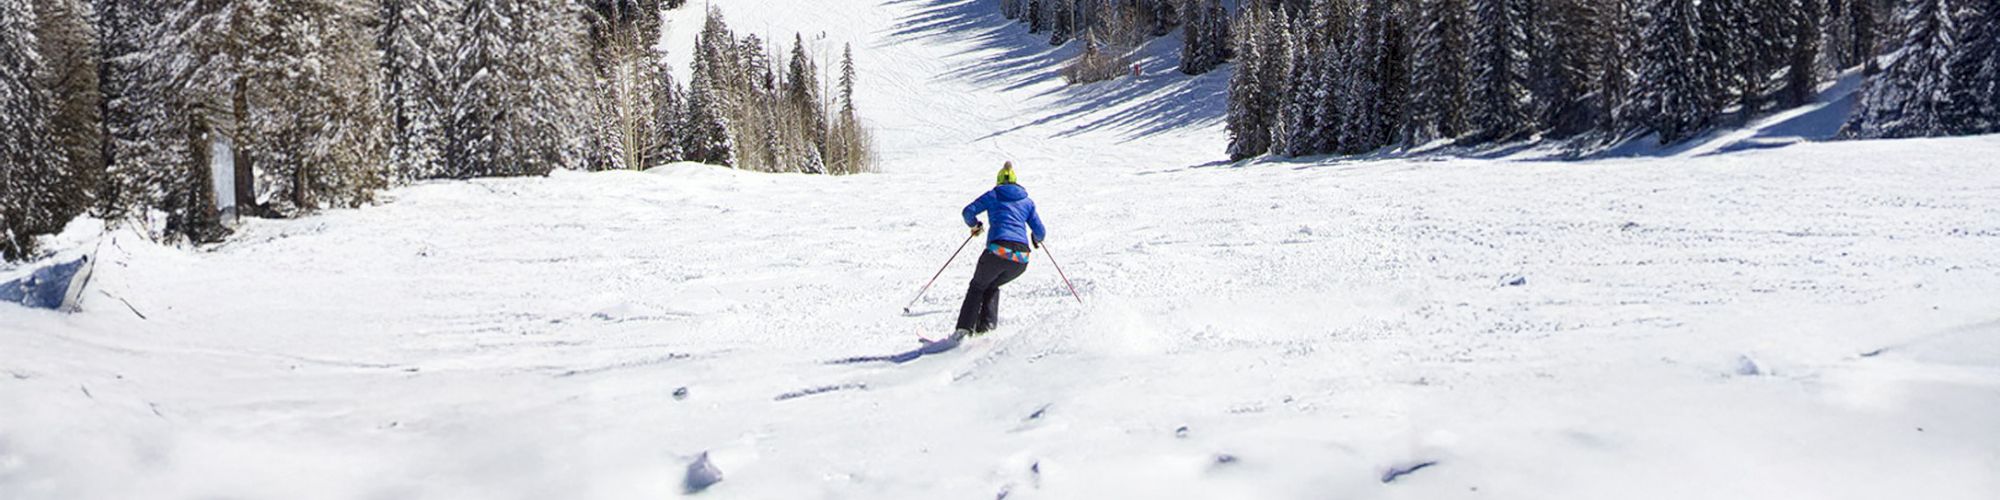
[988,243,1030,264]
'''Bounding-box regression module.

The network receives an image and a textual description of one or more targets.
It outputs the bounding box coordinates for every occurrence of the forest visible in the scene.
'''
[1001,0,1997,159]
[1,0,874,261]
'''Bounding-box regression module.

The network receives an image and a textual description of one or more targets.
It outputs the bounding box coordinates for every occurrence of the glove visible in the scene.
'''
[1033,239,1043,249]
[970,223,984,237]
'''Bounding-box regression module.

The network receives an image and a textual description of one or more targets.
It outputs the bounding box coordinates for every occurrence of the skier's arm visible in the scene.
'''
[962,193,990,228]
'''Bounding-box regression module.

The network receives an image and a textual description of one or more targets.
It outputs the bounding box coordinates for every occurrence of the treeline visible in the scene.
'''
[996,1,1997,160]
[1222,0,2000,160]
[684,9,875,174]
[0,0,873,261]
[997,0,1233,78]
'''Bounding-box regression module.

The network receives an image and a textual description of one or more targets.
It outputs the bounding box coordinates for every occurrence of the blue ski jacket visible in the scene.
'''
[963,184,1046,246]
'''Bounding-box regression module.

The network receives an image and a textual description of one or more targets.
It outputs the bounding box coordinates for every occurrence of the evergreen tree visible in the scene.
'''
[839,43,859,120]
[649,56,686,166]
[1538,0,1609,138]
[248,0,389,213]
[18,0,102,251]
[1846,0,1883,71]
[1945,0,1998,133]
[1782,0,1826,108]
[1269,9,1301,156]
[1698,0,1748,119]
[1600,0,1641,134]
[786,33,829,172]
[1276,2,1323,156]
[96,1,228,242]
[1226,0,1273,159]
[1178,0,1233,74]
[1842,0,1957,138]
[1029,0,1048,34]
[1207,0,1233,63]
[1635,0,1714,143]
[1,0,62,259]
[1178,0,1211,74]
[381,0,454,180]
[682,9,735,165]
[1051,0,1075,45]
[1372,0,1410,147]
[1306,0,1354,153]
[1471,0,1532,142]
[827,43,874,175]
[1340,0,1385,152]
[585,0,669,172]
[446,0,502,177]
[1407,0,1473,144]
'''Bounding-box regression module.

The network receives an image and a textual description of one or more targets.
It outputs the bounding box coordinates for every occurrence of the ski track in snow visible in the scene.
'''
[6,1,2000,499]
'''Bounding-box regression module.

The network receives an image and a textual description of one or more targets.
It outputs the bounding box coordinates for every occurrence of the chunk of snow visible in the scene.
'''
[684,452,723,493]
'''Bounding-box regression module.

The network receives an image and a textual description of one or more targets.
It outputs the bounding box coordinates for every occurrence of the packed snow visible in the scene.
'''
[5,1,1999,499]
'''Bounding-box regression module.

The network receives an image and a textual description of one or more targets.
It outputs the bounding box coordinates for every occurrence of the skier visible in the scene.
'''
[953,161,1046,340]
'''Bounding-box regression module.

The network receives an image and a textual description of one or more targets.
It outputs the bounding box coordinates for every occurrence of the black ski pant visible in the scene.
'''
[956,241,1030,332]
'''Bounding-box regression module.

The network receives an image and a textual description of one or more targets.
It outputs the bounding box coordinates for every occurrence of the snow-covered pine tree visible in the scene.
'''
[1207,0,1232,62]
[681,8,735,166]
[97,1,230,242]
[1704,0,1794,121]
[786,33,829,173]
[1406,0,1472,144]
[525,0,598,173]
[1270,9,1301,156]
[381,0,454,181]
[1029,0,1048,34]
[827,43,874,174]
[91,0,159,219]
[1306,0,1354,154]
[20,0,101,248]
[446,0,503,177]
[1635,0,1714,143]
[1178,0,1210,74]
[584,0,667,171]
[1697,0,1748,119]
[1148,0,1181,36]
[447,0,594,177]
[1599,0,1641,134]
[1275,0,1335,155]
[1225,0,1272,160]
[1782,0,1826,108]
[1372,0,1410,148]
[1747,0,1799,113]
[1844,0,1884,71]
[1,0,63,260]
[1340,0,1385,152]
[1946,0,1998,133]
[248,0,389,213]
[734,34,780,171]
[1842,0,1957,138]
[648,55,686,167]
[683,61,734,166]
[1051,0,1075,45]
[1470,0,1532,142]
[839,44,858,121]
[1537,0,1609,138]
[1179,0,1233,74]
[1277,2,1325,157]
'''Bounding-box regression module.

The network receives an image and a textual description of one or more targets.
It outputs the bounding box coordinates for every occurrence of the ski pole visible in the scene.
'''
[904,233,978,314]
[1041,243,1084,305]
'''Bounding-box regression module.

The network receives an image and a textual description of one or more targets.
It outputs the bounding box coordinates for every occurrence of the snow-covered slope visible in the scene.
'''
[5,1,2000,499]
